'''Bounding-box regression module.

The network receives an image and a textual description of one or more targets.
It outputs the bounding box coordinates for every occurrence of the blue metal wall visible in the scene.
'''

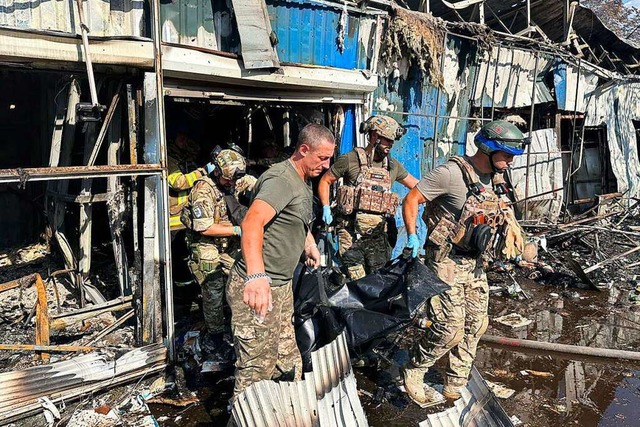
[340,106,357,155]
[267,0,370,69]
[374,34,480,256]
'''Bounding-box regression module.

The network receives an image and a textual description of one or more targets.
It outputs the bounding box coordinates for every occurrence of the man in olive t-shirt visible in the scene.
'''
[318,115,418,280]
[226,124,335,399]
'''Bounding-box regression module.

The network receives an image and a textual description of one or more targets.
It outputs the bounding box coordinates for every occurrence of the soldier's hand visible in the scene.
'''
[243,278,273,321]
[305,243,321,269]
[322,205,333,225]
[407,233,421,258]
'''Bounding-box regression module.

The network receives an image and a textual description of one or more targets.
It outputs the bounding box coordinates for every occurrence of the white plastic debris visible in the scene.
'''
[494,313,533,329]
[37,397,61,427]
[485,381,515,399]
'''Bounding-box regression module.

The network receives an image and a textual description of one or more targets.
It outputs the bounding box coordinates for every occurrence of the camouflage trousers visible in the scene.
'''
[226,267,302,396]
[199,270,227,335]
[410,252,489,387]
[337,226,391,281]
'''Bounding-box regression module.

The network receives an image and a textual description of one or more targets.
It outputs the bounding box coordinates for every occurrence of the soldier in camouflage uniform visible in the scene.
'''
[402,120,529,406]
[318,115,418,280]
[181,148,248,350]
[227,124,335,398]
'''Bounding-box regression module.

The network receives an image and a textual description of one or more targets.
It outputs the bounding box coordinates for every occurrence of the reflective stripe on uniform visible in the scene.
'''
[185,170,201,187]
[177,192,189,206]
[167,171,181,187]
[170,215,183,228]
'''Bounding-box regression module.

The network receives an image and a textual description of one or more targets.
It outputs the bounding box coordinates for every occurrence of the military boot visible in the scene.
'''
[402,366,445,408]
[442,377,466,400]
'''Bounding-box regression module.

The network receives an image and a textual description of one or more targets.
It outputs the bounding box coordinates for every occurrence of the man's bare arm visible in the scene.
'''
[318,171,338,207]
[402,187,428,235]
[241,199,276,318]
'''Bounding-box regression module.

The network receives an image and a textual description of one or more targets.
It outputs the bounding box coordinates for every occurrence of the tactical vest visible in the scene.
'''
[336,148,399,217]
[181,176,237,281]
[422,156,510,259]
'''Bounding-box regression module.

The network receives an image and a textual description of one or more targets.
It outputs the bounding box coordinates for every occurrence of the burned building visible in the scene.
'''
[0,0,639,425]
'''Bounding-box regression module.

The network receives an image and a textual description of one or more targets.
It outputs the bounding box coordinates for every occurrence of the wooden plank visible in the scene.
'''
[229,0,280,69]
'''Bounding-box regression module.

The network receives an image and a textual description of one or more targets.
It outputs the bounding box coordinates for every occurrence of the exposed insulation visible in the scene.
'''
[382,7,447,86]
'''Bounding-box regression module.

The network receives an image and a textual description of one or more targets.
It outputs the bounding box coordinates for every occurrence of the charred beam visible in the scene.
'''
[0,164,163,184]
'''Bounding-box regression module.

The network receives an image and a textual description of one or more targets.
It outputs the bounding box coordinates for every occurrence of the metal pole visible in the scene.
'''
[524,53,539,220]
[481,334,640,361]
[75,0,99,106]
[151,0,175,362]
[431,34,448,169]
[489,46,501,121]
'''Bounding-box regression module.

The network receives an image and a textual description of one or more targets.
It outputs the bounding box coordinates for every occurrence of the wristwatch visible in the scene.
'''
[244,272,272,286]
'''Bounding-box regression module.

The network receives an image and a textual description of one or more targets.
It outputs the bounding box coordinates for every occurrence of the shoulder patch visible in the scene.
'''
[192,203,204,219]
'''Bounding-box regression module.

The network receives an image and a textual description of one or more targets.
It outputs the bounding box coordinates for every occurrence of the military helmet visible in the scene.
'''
[474,120,530,156]
[215,149,246,180]
[359,115,406,141]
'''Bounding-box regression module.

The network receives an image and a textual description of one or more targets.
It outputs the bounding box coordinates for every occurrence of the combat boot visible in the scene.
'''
[402,366,445,408]
[442,377,466,400]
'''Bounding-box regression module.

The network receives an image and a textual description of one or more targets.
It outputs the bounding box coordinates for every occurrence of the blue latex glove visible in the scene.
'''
[205,162,216,174]
[322,205,333,225]
[407,233,420,258]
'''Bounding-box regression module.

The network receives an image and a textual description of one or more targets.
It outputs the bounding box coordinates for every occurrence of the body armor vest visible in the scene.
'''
[182,176,240,281]
[181,176,232,251]
[422,156,510,258]
[336,148,399,216]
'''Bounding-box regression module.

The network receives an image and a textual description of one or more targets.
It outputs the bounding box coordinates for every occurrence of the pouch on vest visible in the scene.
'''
[336,186,355,215]
[356,188,399,215]
[188,244,221,284]
[355,212,386,235]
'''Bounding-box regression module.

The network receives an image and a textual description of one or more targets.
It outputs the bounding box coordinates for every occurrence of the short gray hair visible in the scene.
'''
[296,123,335,150]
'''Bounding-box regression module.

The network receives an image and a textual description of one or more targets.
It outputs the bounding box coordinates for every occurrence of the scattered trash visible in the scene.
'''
[523,370,554,378]
[509,415,523,426]
[67,409,120,427]
[494,313,533,329]
[486,380,516,399]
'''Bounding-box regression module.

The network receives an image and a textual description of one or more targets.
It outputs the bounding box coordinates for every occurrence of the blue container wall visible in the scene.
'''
[340,106,357,155]
[267,0,369,69]
[374,35,480,257]
[375,65,447,257]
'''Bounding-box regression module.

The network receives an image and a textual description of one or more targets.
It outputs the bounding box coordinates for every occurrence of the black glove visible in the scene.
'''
[471,224,493,254]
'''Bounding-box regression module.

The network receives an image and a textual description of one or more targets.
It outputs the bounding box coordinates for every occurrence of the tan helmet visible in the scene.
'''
[359,115,406,141]
[215,149,246,180]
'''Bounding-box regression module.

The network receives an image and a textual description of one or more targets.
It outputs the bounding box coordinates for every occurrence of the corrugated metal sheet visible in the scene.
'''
[0,0,146,37]
[232,331,368,427]
[0,344,167,421]
[465,128,563,222]
[553,60,599,112]
[419,367,514,427]
[473,48,552,108]
[585,81,640,198]
[231,0,279,69]
[267,0,375,70]
[161,0,239,51]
